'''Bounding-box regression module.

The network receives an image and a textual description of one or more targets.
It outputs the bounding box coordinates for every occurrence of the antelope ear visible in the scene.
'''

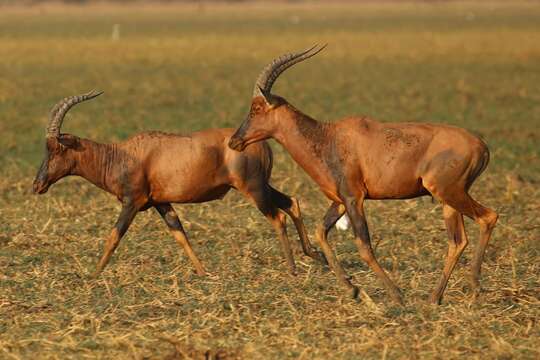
[257,86,278,108]
[57,134,80,149]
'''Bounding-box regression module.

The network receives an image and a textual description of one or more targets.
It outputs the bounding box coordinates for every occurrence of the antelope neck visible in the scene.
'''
[72,139,120,194]
[272,107,336,191]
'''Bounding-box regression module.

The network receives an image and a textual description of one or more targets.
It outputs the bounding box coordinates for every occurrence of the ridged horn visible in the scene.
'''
[253,44,327,98]
[46,90,103,137]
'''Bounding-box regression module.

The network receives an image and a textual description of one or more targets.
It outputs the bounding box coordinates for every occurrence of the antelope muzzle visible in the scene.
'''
[228,118,251,152]
[33,179,49,194]
[228,135,247,152]
[33,161,50,194]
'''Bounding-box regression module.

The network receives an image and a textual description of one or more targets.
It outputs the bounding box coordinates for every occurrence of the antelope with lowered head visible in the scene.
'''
[33,91,325,278]
[229,45,498,305]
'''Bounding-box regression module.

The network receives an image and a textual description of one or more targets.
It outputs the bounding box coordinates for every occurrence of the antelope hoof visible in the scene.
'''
[195,269,207,277]
[310,249,328,265]
[470,285,482,300]
[391,290,405,307]
[349,285,360,300]
[429,293,442,305]
[204,271,219,280]
[469,277,481,293]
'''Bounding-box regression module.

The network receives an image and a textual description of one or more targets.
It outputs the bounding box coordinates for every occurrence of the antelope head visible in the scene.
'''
[33,91,103,194]
[229,44,326,151]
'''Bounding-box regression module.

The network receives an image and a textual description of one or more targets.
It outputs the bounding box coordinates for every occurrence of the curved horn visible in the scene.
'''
[46,90,103,137]
[253,44,327,98]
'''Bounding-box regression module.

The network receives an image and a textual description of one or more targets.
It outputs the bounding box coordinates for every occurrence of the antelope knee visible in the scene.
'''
[289,197,301,217]
[479,210,498,230]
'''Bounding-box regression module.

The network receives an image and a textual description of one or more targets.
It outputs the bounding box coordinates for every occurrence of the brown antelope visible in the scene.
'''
[229,45,498,305]
[33,91,325,278]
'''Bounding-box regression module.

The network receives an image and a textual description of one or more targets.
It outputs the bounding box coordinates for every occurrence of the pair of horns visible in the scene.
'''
[253,44,327,98]
[45,45,324,136]
[46,90,103,138]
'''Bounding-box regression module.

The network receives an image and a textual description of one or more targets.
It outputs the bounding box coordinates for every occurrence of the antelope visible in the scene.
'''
[229,45,498,305]
[33,91,326,278]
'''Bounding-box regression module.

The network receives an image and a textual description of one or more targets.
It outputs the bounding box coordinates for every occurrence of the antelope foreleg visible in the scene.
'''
[345,197,404,306]
[155,204,206,276]
[93,203,138,277]
[315,202,359,299]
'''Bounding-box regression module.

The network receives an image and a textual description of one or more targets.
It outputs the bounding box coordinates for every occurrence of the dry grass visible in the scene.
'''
[1,2,539,359]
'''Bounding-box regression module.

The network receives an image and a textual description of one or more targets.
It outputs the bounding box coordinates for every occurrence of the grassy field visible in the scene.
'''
[1,1,539,359]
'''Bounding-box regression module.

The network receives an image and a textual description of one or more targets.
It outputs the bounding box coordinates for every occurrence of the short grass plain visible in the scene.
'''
[1,2,539,359]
